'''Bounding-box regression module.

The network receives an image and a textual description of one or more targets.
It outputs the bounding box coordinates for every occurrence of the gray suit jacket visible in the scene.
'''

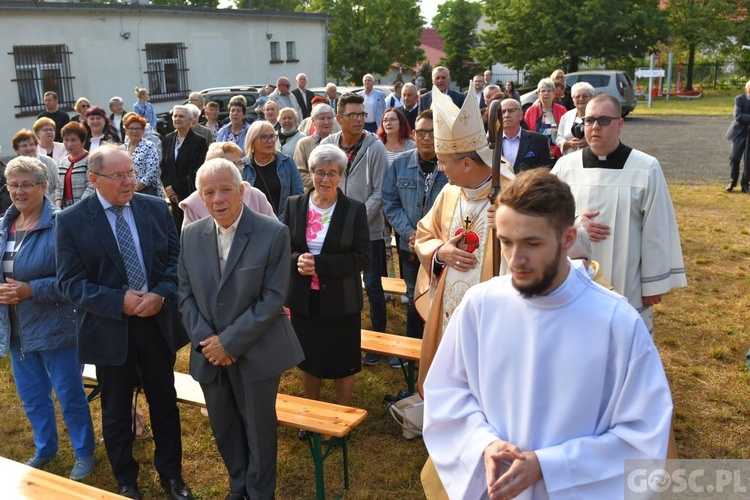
[177,205,303,384]
[726,93,750,141]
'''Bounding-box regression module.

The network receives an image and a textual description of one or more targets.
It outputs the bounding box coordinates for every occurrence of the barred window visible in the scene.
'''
[143,43,189,101]
[11,44,74,115]
[286,41,297,62]
[270,42,282,63]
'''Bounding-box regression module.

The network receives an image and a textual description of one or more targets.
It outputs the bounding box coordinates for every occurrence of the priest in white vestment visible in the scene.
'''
[552,94,687,332]
[413,86,513,394]
[423,170,673,500]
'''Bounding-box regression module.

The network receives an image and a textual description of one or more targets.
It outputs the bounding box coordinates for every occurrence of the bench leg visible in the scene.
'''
[342,435,349,490]
[399,360,416,394]
[309,433,326,500]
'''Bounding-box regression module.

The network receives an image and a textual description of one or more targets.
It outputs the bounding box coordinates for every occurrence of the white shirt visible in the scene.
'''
[362,90,377,123]
[502,128,522,168]
[215,210,243,273]
[423,263,673,499]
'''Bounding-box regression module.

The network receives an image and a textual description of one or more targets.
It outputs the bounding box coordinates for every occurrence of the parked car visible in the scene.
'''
[519,70,637,117]
[156,85,261,136]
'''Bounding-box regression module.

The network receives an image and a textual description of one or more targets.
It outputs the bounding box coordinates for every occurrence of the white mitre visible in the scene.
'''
[431,86,514,180]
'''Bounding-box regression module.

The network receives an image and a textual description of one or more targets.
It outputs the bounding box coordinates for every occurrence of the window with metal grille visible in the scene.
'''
[270,41,282,63]
[143,43,189,101]
[11,44,75,116]
[286,41,297,62]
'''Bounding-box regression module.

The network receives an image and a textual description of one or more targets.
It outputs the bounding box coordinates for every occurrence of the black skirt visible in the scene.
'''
[290,290,361,379]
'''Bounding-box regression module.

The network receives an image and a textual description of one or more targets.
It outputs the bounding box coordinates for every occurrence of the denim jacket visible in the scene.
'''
[382,149,448,253]
[0,200,77,357]
[241,152,303,221]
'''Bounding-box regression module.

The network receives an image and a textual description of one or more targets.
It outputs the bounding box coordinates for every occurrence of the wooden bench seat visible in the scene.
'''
[0,455,123,499]
[82,365,366,500]
[361,329,421,393]
[381,277,407,296]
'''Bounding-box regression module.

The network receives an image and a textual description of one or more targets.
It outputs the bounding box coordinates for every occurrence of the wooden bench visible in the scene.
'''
[381,277,407,296]
[82,365,367,500]
[0,455,123,499]
[361,329,421,394]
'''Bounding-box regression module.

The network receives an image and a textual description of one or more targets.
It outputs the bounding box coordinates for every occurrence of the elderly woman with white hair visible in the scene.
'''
[241,120,303,220]
[161,104,209,230]
[294,103,337,191]
[216,100,251,153]
[276,107,304,157]
[524,77,567,161]
[180,142,274,227]
[0,156,96,478]
[556,81,595,155]
[283,144,370,410]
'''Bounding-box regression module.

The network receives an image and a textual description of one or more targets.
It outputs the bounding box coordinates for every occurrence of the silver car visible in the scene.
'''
[520,70,637,117]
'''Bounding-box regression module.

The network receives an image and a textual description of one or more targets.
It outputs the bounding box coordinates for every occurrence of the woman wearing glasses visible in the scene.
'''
[376,107,415,166]
[524,78,567,162]
[71,97,91,124]
[283,144,370,412]
[241,120,303,221]
[556,82,595,156]
[33,118,67,165]
[0,156,96,479]
[294,103,337,191]
[121,114,160,196]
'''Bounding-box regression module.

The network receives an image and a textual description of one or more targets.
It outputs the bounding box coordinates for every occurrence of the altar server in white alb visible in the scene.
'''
[552,94,686,333]
[423,169,673,500]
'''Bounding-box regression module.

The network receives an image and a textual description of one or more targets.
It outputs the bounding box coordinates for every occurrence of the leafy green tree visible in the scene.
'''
[479,0,667,73]
[432,0,482,89]
[666,0,740,90]
[233,0,306,10]
[306,0,425,82]
[150,0,220,7]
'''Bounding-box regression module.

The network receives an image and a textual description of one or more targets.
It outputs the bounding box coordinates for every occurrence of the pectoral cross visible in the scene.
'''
[464,216,472,231]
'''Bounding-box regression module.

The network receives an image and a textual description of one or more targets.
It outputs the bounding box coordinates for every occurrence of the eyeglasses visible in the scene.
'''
[573,94,591,100]
[414,129,434,138]
[341,112,367,120]
[94,170,136,182]
[126,127,144,132]
[313,171,342,180]
[382,118,399,124]
[583,116,620,127]
[8,182,42,192]
[502,108,521,114]
[80,104,90,109]
[257,134,277,143]
[39,127,55,133]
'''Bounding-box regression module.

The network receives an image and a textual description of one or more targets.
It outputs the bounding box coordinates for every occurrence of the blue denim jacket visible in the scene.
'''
[241,152,303,221]
[0,200,77,357]
[382,149,448,253]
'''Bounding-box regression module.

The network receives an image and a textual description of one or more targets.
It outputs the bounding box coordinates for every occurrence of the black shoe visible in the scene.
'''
[225,494,249,500]
[725,183,736,192]
[118,485,142,500]
[742,186,750,194]
[161,478,194,500]
[363,353,382,366]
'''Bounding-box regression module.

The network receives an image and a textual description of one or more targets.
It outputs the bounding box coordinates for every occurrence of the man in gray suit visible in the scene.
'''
[177,158,304,500]
[725,79,750,193]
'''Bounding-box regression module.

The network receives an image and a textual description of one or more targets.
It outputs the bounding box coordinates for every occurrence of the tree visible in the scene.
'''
[666,0,741,90]
[432,0,482,89]
[233,0,306,10]
[479,0,667,73]
[306,0,425,82]
[150,0,220,7]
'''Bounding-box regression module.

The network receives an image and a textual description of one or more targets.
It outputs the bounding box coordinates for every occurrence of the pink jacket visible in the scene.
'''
[180,181,275,228]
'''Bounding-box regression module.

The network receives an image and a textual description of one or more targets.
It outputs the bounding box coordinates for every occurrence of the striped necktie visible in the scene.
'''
[109,205,146,290]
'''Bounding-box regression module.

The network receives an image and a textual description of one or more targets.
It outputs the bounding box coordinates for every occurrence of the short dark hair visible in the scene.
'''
[337,93,364,115]
[43,91,58,100]
[60,121,87,142]
[498,169,575,236]
[415,109,433,122]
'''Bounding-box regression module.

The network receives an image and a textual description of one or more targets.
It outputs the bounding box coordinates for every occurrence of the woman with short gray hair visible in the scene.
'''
[0,156,96,479]
[283,144,370,412]
[294,103,337,191]
[556,82,596,155]
[524,77,567,161]
[276,107,304,157]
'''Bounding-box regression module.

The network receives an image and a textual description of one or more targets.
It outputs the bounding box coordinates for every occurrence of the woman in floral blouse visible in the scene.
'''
[121,114,161,196]
[283,144,370,412]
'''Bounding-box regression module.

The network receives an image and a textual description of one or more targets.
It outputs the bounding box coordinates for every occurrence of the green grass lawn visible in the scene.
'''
[632,89,736,116]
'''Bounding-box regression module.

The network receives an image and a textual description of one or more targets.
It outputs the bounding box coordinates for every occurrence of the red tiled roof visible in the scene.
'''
[417,28,446,70]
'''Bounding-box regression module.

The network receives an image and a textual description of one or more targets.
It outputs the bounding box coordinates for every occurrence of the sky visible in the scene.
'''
[420,0,446,26]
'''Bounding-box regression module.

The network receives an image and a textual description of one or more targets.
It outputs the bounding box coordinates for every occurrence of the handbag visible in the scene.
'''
[388,393,424,439]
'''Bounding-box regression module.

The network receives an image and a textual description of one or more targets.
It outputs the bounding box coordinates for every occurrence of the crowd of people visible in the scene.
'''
[0,65,695,499]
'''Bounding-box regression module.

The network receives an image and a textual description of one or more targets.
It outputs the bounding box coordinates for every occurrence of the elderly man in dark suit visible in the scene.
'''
[499,98,552,173]
[56,145,192,500]
[178,158,304,500]
[725,80,750,193]
[418,66,466,112]
[292,72,317,119]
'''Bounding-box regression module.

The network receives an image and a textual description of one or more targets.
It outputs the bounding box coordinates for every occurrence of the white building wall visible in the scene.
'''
[0,6,328,156]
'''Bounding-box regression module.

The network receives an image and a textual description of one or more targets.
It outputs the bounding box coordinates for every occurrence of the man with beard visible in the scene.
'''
[422,169,673,499]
